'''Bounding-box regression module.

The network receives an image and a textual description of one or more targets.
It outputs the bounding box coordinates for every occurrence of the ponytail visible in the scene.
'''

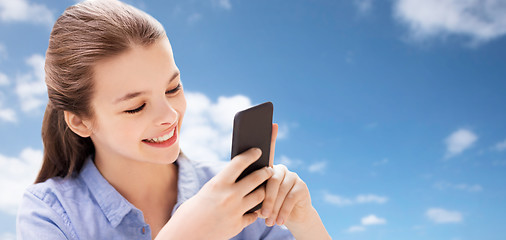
[36,103,94,183]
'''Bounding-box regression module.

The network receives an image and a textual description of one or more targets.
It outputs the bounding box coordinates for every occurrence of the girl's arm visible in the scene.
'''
[285,206,331,240]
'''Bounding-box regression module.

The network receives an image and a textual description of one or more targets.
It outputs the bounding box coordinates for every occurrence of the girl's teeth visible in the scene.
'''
[148,128,175,143]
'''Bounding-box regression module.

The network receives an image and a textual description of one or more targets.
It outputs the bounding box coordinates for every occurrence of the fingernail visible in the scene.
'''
[262,208,270,218]
[277,217,284,226]
[266,218,274,226]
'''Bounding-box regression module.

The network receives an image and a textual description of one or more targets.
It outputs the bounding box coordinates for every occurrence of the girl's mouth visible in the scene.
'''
[142,127,177,147]
[143,128,175,143]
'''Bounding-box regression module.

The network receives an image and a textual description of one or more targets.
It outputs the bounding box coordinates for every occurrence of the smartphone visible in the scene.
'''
[231,101,273,213]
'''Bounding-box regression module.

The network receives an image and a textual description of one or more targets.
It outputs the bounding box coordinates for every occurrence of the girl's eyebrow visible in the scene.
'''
[114,71,180,104]
[168,71,180,84]
[114,91,147,104]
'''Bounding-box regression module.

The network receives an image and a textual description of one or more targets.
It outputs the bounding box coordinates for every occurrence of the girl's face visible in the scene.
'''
[86,37,186,165]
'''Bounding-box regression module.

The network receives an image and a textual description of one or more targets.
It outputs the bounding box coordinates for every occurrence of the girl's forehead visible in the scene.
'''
[90,39,179,101]
[92,39,177,93]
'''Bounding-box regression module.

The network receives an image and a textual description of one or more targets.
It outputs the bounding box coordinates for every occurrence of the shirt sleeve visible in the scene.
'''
[16,189,74,240]
[260,225,295,240]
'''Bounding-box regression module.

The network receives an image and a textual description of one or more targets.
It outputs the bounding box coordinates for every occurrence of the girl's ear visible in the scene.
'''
[64,111,92,137]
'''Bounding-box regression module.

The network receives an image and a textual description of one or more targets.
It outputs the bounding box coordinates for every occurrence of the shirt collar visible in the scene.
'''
[172,154,200,215]
[80,155,201,226]
[79,156,135,228]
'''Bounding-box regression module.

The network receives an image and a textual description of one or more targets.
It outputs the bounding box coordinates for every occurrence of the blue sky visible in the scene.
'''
[1,0,506,239]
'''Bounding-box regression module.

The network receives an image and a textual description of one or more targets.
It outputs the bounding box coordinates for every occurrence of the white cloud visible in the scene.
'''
[493,139,506,151]
[373,158,389,166]
[180,92,252,163]
[354,0,373,14]
[0,232,15,240]
[434,181,483,192]
[356,194,389,204]
[0,148,42,215]
[15,54,47,113]
[181,92,292,165]
[347,225,366,233]
[454,184,482,192]
[0,108,16,123]
[0,43,7,61]
[393,0,506,44]
[444,129,477,158]
[275,155,302,169]
[345,51,355,64]
[0,91,17,123]
[210,95,251,132]
[276,123,290,140]
[214,0,232,10]
[308,161,327,174]
[0,72,8,86]
[426,208,463,223]
[347,214,387,233]
[361,214,387,225]
[492,160,506,166]
[0,0,54,26]
[364,122,378,129]
[324,192,354,206]
[187,13,202,25]
[0,52,18,123]
[324,192,388,206]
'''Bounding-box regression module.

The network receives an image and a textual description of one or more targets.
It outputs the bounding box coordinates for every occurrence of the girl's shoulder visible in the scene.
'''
[17,176,89,240]
[24,175,88,206]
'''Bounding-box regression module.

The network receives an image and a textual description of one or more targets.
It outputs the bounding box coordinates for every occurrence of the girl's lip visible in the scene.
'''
[142,127,178,148]
[144,122,178,141]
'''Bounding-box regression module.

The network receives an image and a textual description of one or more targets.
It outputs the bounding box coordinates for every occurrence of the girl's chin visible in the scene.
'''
[148,146,181,163]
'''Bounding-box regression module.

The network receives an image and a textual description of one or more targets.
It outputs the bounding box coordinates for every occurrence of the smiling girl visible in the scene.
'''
[16,0,330,239]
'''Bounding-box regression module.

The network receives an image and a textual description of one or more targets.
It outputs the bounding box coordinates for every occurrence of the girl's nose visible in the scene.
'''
[155,99,178,126]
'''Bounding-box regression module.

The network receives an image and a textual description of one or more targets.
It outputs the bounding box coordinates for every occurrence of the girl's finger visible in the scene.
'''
[242,185,267,213]
[242,212,259,229]
[235,167,273,196]
[219,148,262,183]
[275,180,305,226]
[261,164,286,218]
[269,123,278,167]
[267,171,297,226]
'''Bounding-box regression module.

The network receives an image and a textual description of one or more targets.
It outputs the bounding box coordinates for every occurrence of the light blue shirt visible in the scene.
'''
[16,155,294,240]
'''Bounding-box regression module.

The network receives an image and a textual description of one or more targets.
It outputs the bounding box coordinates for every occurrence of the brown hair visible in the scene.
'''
[36,0,166,183]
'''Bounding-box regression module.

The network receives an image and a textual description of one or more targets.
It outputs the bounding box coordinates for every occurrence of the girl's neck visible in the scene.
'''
[93,151,179,215]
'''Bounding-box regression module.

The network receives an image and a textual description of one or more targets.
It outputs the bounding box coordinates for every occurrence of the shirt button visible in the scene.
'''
[141,226,146,234]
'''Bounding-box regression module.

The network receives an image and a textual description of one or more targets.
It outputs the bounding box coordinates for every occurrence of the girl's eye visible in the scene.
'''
[124,103,145,114]
[166,83,181,95]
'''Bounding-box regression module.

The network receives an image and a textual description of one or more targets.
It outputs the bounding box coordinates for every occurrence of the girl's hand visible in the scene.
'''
[159,148,274,240]
[260,165,312,227]
[261,123,314,227]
